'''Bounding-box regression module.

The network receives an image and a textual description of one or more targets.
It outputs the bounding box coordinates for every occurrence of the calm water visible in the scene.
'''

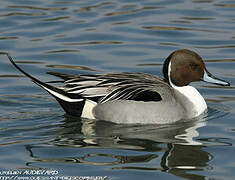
[0,0,235,179]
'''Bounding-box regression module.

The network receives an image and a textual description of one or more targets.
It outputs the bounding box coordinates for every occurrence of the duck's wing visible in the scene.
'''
[48,72,109,102]
[49,72,174,103]
[97,73,173,103]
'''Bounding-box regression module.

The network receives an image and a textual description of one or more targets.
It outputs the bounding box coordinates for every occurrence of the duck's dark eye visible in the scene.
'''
[189,63,198,70]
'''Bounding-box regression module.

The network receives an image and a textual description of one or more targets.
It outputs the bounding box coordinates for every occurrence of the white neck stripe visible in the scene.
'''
[168,61,177,88]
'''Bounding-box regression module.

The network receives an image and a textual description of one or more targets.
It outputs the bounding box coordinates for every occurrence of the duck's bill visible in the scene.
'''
[202,69,230,86]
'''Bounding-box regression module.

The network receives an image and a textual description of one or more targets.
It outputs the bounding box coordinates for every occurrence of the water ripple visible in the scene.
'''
[8,5,67,11]
[46,64,98,71]
[40,16,70,22]
[73,2,116,13]
[0,12,46,17]
[215,3,235,8]
[142,26,225,33]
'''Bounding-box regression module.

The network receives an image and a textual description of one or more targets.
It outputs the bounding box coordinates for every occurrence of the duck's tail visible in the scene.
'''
[3,52,85,116]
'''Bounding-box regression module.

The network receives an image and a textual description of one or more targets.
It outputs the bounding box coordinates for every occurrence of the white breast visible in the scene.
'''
[173,85,207,118]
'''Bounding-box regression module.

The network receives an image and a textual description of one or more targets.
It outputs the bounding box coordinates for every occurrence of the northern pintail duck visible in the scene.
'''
[5,49,230,124]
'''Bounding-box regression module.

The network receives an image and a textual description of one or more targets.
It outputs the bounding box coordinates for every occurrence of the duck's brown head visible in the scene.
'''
[163,49,230,87]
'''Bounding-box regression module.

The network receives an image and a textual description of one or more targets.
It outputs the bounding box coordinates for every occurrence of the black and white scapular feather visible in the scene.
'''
[5,53,168,120]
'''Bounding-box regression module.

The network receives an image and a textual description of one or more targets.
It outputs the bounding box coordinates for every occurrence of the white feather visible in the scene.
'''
[81,100,96,119]
[43,86,83,102]
[66,80,101,86]
[69,87,108,96]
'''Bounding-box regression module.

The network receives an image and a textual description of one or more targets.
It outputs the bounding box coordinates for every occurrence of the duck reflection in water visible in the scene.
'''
[25,114,211,180]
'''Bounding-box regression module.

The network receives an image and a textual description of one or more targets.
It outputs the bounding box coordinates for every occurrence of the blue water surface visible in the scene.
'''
[0,0,235,179]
